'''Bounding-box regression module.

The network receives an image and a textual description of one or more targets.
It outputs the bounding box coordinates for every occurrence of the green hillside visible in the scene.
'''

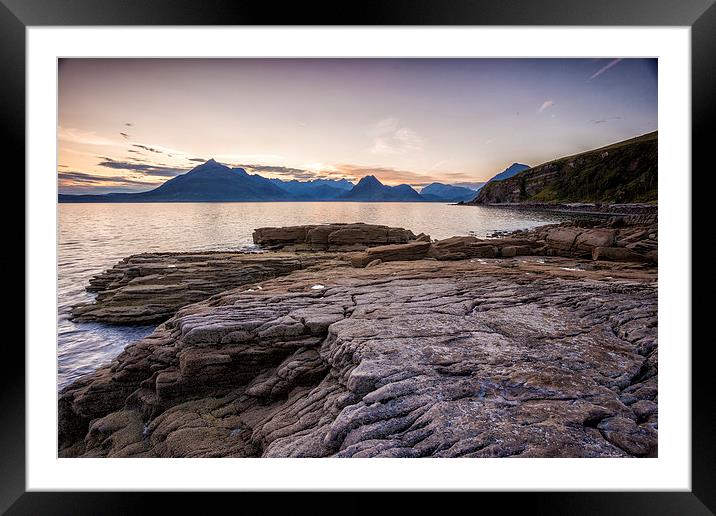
[473,131,657,204]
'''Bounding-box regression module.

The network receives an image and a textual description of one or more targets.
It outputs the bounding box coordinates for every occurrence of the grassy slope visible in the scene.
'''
[481,131,658,204]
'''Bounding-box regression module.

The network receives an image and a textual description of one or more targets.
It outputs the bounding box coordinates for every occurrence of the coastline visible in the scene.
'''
[58,220,658,458]
[458,201,658,218]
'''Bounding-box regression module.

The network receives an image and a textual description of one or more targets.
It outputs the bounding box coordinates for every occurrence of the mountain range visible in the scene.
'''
[58,159,486,203]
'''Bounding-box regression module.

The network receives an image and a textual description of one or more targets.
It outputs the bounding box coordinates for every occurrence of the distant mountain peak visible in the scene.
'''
[486,163,531,183]
[358,175,383,186]
[187,158,229,174]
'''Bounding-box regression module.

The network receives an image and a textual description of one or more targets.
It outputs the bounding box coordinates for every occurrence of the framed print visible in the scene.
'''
[5,0,714,512]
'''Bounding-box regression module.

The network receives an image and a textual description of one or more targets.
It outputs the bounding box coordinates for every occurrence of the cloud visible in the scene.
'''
[97,158,185,178]
[538,100,555,113]
[331,164,482,188]
[451,181,485,190]
[58,127,118,147]
[132,144,164,154]
[59,170,155,186]
[58,170,163,195]
[236,164,322,180]
[590,116,622,124]
[589,58,623,80]
[369,117,425,155]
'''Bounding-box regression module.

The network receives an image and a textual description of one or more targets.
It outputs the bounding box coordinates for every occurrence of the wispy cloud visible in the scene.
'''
[132,143,164,154]
[332,164,481,188]
[59,170,159,187]
[235,163,321,180]
[451,181,485,190]
[369,117,425,155]
[538,100,555,113]
[590,116,622,124]
[58,127,118,147]
[97,158,185,178]
[589,58,623,80]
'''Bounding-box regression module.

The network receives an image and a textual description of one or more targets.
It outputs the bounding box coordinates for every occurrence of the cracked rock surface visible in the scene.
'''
[71,251,343,325]
[59,256,657,458]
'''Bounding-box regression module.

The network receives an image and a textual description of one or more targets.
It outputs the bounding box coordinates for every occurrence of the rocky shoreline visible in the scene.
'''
[60,220,658,458]
[459,201,658,218]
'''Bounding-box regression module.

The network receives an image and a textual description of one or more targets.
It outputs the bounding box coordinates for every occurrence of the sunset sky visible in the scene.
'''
[58,58,657,194]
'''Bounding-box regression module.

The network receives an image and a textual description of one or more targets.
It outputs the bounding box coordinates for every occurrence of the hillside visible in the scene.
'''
[470,132,657,204]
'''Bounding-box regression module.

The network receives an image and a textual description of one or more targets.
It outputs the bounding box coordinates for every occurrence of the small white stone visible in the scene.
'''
[311,284,325,290]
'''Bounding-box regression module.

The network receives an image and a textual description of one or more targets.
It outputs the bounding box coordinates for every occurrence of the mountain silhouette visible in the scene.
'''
[59,160,465,203]
[341,175,424,202]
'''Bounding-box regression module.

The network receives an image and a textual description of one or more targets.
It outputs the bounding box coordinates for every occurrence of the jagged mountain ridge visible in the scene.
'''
[59,162,467,203]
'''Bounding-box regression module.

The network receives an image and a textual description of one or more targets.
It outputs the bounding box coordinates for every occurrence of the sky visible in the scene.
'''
[58,58,657,194]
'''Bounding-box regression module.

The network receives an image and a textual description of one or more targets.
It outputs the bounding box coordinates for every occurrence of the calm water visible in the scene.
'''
[58,202,567,389]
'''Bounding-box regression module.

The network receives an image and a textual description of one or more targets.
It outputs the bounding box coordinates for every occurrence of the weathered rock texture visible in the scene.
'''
[252,223,419,252]
[71,252,344,325]
[60,257,657,458]
[72,218,657,329]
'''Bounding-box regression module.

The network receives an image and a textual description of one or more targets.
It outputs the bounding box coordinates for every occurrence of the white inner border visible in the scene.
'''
[27,27,691,491]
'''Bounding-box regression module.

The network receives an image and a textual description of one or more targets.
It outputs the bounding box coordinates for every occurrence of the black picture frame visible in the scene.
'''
[4,0,713,513]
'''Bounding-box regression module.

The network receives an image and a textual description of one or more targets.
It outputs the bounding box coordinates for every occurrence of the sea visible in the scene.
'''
[58,202,569,389]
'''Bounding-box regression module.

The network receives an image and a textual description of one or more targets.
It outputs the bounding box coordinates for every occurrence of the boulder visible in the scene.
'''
[252,226,311,246]
[351,241,431,268]
[545,227,582,252]
[574,229,616,252]
[328,226,388,245]
[500,245,532,258]
[592,246,649,263]
[305,225,337,246]
[428,236,498,260]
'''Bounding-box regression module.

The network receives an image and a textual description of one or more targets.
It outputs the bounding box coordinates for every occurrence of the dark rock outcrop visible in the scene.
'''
[252,223,418,251]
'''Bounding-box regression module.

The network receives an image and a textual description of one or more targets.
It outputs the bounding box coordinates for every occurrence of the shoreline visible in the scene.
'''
[59,220,658,458]
[457,201,657,218]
